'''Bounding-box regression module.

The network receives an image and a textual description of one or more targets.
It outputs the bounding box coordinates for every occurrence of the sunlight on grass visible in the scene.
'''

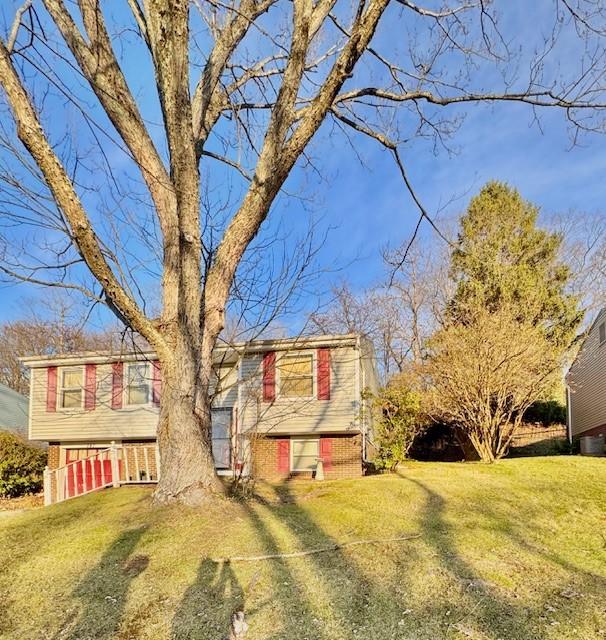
[1,457,605,639]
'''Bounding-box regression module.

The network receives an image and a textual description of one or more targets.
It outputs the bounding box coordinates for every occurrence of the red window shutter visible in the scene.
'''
[320,437,332,471]
[46,366,57,412]
[111,362,123,410]
[152,360,161,406]
[84,364,97,411]
[263,351,276,402]
[317,348,331,400]
[277,439,290,473]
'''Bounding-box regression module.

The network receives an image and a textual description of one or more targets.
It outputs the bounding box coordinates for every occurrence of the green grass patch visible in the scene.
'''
[1,457,605,639]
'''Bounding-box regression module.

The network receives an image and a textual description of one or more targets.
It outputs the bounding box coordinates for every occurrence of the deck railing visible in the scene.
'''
[43,442,160,506]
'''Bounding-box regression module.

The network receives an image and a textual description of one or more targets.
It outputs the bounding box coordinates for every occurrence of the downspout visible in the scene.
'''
[28,365,33,441]
[566,385,573,444]
[355,335,367,462]
[236,354,245,476]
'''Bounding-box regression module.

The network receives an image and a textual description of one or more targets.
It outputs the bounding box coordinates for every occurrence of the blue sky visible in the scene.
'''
[0,1,605,331]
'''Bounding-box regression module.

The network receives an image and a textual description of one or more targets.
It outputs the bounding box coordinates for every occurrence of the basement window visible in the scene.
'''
[291,438,319,472]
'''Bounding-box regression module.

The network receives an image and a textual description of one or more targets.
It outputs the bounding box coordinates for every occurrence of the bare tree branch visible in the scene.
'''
[0,40,167,357]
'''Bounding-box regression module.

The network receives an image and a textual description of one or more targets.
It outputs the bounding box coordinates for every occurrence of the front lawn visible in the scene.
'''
[1,457,605,639]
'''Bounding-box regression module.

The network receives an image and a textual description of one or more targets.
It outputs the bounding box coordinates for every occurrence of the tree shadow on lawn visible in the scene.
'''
[171,494,327,640]
[398,475,543,639]
[170,484,392,640]
[169,471,598,640]
[170,476,557,640]
[53,526,149,640]
[454,484,606,632]
[397,472,606,638]
[171,557,245,639]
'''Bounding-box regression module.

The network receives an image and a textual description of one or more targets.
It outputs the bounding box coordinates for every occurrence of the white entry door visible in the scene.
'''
[211,409,232,469]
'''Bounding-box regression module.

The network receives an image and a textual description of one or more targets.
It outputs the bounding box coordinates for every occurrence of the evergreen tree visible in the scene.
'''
[450,181,582,349]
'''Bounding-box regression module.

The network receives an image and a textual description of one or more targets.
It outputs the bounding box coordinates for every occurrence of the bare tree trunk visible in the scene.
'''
[154,337,224,505]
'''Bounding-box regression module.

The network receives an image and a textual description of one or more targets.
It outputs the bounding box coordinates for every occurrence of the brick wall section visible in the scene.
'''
[47,443,60,470]
[251,437,288,481]
[121,440,158,482]
[46,436,361,481]
[328,434,362,479]
[251,434,362,480]
[577,423,606,438]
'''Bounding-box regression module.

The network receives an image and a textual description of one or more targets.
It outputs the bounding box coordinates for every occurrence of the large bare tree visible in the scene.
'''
[0,0,605,504]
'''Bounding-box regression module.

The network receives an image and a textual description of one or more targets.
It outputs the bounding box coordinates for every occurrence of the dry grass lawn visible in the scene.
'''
[1,457,605,640]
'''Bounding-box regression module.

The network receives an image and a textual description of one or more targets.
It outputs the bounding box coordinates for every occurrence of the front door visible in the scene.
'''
[211,409,232,469]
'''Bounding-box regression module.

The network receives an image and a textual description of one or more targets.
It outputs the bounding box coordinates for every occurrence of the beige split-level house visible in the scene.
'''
[23,334,379,503]
[566,309,606,442]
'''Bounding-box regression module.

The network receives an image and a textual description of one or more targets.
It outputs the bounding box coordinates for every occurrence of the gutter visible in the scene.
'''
[20,333,361,368]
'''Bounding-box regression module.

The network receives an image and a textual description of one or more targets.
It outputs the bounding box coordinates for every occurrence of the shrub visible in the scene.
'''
[423,307,560,462]
[0,431,47,498]
[524,399,567,426]
[366,377,425,471]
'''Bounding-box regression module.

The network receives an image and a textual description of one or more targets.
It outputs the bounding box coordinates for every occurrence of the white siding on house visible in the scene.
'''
[567,309,606,437]
[239,344,360,435]
[26,335,375,442]
[359,338,380,442]
[29,361,241,442]
[211,364,239,409]
[30,362,158,441]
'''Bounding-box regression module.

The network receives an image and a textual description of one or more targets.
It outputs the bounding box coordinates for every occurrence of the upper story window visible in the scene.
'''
[60,368,83,409]
[279,354,313,398]
[600,322,606,345]
[126,362,150,405]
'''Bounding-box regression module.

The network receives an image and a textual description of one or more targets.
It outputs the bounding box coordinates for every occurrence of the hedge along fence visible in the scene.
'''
[0,431,47,498]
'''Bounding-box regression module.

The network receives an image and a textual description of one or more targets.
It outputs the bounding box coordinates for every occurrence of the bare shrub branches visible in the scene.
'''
[422,307,560,462]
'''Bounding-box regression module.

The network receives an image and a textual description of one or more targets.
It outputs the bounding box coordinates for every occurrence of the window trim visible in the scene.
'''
[124,361,152,408]
[278,352,315,400]
[599,322,606,346]
[58,366,84,411]
[290,437,320,472]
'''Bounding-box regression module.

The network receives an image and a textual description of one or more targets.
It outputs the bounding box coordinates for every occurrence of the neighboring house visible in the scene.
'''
[566,309,606,441]
[22,334,378,495]
[0,382,29,440]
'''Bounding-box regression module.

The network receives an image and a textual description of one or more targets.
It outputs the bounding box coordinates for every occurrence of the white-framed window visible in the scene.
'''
[291,438,319,472]
[125,362,150,406]
[211,408,232,469]
[60,367,83,409]
[279,353,314,398]
[600,322,606,345]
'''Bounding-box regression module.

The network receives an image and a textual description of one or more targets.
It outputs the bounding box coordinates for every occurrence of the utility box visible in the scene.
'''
[580,435,605,456]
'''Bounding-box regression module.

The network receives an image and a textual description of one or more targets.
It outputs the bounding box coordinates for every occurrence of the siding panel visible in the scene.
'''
[567,311,606,437]
[240,345,359,435]
[29,341,373,441]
